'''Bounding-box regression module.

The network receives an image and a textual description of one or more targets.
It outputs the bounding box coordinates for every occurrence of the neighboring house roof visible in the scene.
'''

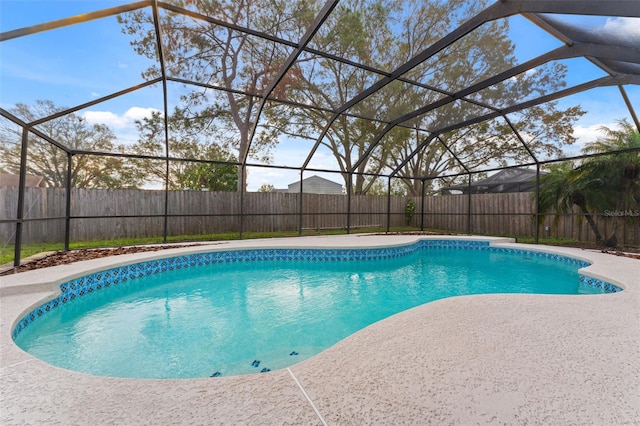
[277,175,344,194]
[441,168,545,194]
[0,173,47,187]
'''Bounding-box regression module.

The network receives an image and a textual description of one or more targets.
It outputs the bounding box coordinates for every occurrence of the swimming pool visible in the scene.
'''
[12,239,621,379]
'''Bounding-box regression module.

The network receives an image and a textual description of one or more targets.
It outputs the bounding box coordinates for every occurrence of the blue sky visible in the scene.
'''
[1,1,638,190]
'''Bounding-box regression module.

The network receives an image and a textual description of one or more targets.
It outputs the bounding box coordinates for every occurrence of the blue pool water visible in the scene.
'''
[15,245,604,379]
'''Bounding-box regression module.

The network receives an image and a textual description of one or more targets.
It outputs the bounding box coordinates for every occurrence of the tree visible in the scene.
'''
[538,119,640,247]
[391,104,584,196]
[282,0,404,194]
[0,100,144,188]
[120,0,585,195]
[118,0,312,191]
[131,109,237,190]
[257,183,275,192]
[387,0,585,195]
[576,120,640,246]
[365,177,409,196]
[177,162,237,191]
[538,161,606,245]
[284,0,584,194]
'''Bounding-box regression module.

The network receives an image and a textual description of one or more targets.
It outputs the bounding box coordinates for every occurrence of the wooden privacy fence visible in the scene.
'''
[421,192,639,245]
[1,188,407,243]
[1,187,638,245]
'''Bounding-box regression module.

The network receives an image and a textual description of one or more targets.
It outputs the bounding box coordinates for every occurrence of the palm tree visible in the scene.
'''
[577,120,640,246]
[538,119,640,247]
[538,161,605,244]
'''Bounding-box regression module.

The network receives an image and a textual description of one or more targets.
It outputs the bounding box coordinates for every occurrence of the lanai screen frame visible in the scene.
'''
[1,0,639,267]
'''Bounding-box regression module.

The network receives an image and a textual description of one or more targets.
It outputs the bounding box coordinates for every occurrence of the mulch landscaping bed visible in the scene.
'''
[601,250,640,260]
[1,235,637,276]
[0,244,206,276]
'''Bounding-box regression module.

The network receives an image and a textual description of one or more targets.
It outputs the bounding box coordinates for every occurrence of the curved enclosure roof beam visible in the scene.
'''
[348,42,640,174]
[0,1,151,41]
[1,0,638,189]
[510,0,640,17]
[240,0,339,167]
[389,74,638,178]
[1,0,435,128]
[525,9,640,78]
[157,0,461,133]
[303,0,640,171]
[301,1,519,170]
[444,74,638,136]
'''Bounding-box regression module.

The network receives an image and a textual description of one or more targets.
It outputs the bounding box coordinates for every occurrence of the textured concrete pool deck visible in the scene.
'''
[1,235,639,425]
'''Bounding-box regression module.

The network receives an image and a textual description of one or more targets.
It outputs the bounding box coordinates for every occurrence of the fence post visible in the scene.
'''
[386,177,392,232]
[535,164,540,244]
[64,153,73,251]
[420,179,425,231]
[163,159,169,244]
[346,173,352,233]
[239,166,245,239]
[467,173,472,234]
[298,169,304,236]
[13,128,29,267]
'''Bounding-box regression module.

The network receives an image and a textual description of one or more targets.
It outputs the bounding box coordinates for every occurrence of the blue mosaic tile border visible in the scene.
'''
[484,246,590,267]
[11,240,620,340]
[579,275,623,293]
[420,240,590,267]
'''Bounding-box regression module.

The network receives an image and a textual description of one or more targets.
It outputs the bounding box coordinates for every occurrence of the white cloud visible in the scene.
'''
[82,107,161,129]
[80,107,162,146]
[82,111,125,127]
[124,106,160,122]
[572,122,617,148]
[603,17,640,38]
